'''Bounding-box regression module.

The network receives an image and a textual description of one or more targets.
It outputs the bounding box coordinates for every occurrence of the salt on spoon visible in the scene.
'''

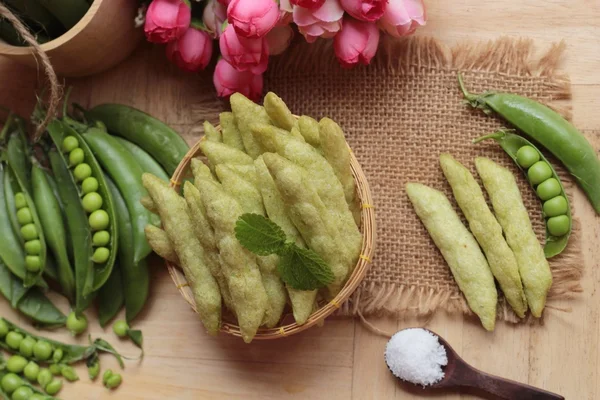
[384,328,565,400]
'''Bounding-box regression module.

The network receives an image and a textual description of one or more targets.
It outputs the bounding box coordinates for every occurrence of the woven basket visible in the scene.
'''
[166,129,376,340]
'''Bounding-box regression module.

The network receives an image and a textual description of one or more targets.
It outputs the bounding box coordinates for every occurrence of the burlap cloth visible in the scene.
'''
[261,36,583,323]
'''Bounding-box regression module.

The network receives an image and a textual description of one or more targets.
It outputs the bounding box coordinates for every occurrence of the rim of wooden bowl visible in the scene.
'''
[166,127,376,340]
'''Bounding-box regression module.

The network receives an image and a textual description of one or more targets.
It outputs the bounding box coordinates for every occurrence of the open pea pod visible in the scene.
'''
[0,370,59,400]
[474,131,572,258]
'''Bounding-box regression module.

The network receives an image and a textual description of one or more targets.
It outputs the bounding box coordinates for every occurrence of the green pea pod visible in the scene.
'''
[32,162,76,302]
[47,121,118,296]
[81,129,152,264]
[459,73,600,215]
[97,263,124,328]
[0,369,59,399]
[6,126,32,193]
[85,104,189,175]
[43,170,73,259]
[113,136,170,181]
[0,163,27,285]
[474,131,572,258]
[0,261,28,308]
[43,254,58,282]
[105,177,149,322]
[3,167,22,242]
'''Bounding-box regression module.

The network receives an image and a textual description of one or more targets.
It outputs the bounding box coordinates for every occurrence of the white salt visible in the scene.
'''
[384,328,448,387]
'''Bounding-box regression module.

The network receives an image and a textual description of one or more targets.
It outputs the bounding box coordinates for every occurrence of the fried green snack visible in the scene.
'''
[475,157,552,318]
[319,118,360,225]
[190,158,217,183]
[142,173,221,334]
[140,195,157,214]
[230,93,270,158]
[264,92,297,131]
[440,154,527,318]
[204,121,222,143]
[183,181,235,312]
[199,140,253,169]
[406,182,497,331]
[263,153,350,297]
[251,123,361,269]
[298,116,321,149]
[216,164,286,328]
[255,156,316,325]
[144,225,178,264]
[220,112,245,152]
[225,164,259,186]
[196,177,268,342]
[290,126,306,143]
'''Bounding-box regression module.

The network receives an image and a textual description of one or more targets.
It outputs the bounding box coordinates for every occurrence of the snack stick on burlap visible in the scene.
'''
[220,112,245,152]
[230,93,270,158]
[264,92,297,131]
[298,115,321,150]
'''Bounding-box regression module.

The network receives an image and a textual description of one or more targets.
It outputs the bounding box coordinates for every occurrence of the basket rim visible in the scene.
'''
[166,124,376,340]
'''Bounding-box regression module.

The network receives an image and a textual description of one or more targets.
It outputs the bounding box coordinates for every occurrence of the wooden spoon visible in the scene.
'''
[387,329,564,400]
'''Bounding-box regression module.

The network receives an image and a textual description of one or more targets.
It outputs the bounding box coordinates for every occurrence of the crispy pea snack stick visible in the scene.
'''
[406,182,497,331]
[475,157,552,318]
[219,112,245,152]
[440,154,527,318]
[199,140,253,169]
[204,121,222,143]
[298,116,321,149]
[144,225,178,264]
[264,92,297,131]
[230,93,270,158]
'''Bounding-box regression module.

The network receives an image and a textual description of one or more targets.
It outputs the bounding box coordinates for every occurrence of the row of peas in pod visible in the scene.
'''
[14,192,42,275]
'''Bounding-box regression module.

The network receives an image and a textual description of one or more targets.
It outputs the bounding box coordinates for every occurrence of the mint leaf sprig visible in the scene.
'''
[235,214,334,291]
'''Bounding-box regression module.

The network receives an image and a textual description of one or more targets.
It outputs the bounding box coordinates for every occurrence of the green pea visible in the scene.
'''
[88,362,100,380]
[61,365,79,382]
[62,136,79,153]
[547,215,570,237]
[102,369,113,385]
[536,178,562,201]
[105,373,122,389]
[37,369,52,387]
[29,394,46,400]
[1,373,22,394]
[73,163,92,182]
[48,364,63,376]
[6,331,24,350]
[515,145,540,169]
[92,230,110,247]
[45,378,62,396]
[66,311,88,335]
[25,256,41,273]
[52,348,63,363]
[112,320,129,337]
[23,361,40,381]
[69,148,85,166]
[6,355,28,373]
[16,207,32,225]
[19,337,36,357]
[11,386,33,400]
[89,209,109,231]
[33,340,53,361]
[82,192,103,213]
[543,196,568,218]
[527,161,553,185]
[24,240,41,255]
[0,319,8,337]
[92,247,110,264]
[14,193,27,209]
[81,177,99,194]
[20,224,38,241]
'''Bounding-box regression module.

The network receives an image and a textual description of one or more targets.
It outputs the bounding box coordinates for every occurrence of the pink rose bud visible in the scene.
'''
[293,0,344,43]
[203,0,228,38]
[166,27,213,72]
[379,0,426,37]
[340,0,387,22]
[290,0,326,9]
[213,58,263,100]
[220,24,269,74]
[334,17,380,68]
[266,25,294,55]
[279,0,293,12]
[227,0,280,38]
[144,0,191,43]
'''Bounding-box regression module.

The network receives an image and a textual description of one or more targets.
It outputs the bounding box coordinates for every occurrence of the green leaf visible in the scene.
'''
[92,339,125,369]
[235,213,287,256]
[127,329,143,351]
[277,247,335,291]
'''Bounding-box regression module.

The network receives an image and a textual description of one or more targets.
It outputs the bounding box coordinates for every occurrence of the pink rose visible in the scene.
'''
[227,0,280,38]
[166,27,213,72]
[293,0,344,43]
[213,58,263,100]
[220,24,269,74]
[334,17,380,68]
[203,0,228,38]
[339,0,387,22]
[266,25,294,55]
[290,0,326,9]
[144,0,191,43]
[379,0,426,37]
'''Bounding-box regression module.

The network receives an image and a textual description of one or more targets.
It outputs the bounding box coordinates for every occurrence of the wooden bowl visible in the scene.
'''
[166,132,376,340]
[0,0,142,77]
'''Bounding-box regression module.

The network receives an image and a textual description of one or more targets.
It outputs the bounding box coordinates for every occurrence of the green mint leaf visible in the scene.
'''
[277,246,335,291]
[235,213,287,256]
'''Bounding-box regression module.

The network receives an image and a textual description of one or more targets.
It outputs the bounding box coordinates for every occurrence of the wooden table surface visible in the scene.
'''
[0,0,599,399]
